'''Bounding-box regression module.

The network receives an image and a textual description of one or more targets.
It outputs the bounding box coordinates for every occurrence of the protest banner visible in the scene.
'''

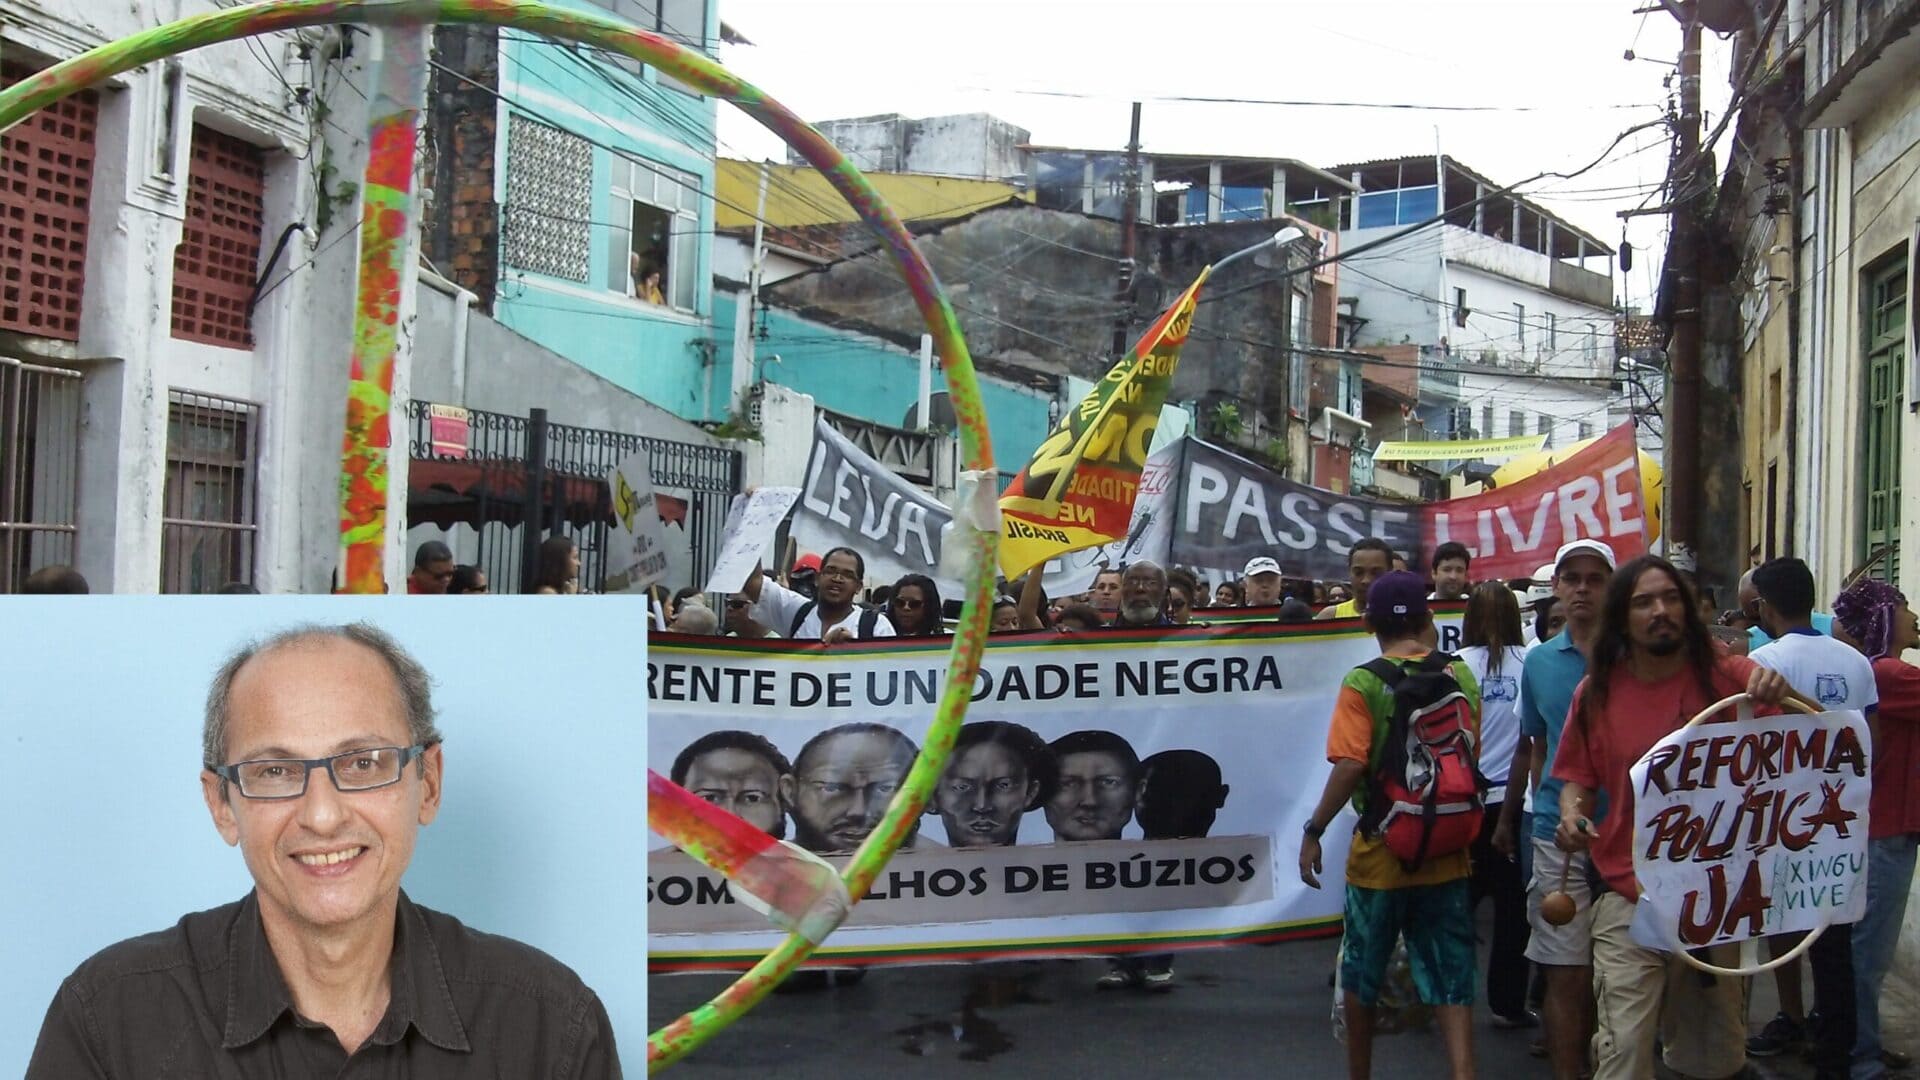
[1032,441,1183,597]
[647,614,1463,972]
[791,417,953,588]
[1627,705,1870,956]
[1372,432,1546,462]
[604,451,670,593]
[1423,423,1648,581]
[704,487,801,594]
[998,272,1208,581]
[1173,439,1420,580]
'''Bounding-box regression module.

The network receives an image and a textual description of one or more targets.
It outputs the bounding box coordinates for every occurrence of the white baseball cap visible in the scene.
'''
[1554,539,1618,572]
[1243,556,1282,578]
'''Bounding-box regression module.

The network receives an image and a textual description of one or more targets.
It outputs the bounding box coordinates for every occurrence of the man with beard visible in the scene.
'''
[1552,555,1801,1080]
[743,547,894,642]
[929,722,1054,847]
[1114,561,1171,628]
[783,723,920,853]
[671,731,790,838]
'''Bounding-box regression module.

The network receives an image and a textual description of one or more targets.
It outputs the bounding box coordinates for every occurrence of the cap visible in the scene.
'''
[1243,556,1282,578]
[1365,570,1430,625]
[792,553,822,574]
[1553,539,1617,573]
[1523,562,1557,603]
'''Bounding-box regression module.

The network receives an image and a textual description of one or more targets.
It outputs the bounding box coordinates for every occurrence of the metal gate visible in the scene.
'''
[405,401,740,593]
[1,356,82,592]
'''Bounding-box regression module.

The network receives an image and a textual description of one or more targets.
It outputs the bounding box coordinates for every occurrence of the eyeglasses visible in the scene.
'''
[819,566,860,582]
[726,598,750,609]
[892,596,924,609]
[212,745,429,800]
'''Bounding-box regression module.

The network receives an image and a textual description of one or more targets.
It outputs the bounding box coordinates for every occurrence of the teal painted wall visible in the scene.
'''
[491,0,721,420]
[715,293,1054,482]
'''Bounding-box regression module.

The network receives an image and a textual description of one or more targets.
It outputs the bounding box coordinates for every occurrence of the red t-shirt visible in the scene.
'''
[1551,654,1768,900]
[1870,657,1920,838]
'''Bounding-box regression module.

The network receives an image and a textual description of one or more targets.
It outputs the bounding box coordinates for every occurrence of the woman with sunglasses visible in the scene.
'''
[885,574,947,638]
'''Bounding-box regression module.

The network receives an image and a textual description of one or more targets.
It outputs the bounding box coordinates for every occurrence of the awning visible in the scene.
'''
[407,459,688,530]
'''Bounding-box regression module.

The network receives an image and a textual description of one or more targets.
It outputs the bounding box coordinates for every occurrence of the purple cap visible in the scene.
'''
[1365,570,1430,625]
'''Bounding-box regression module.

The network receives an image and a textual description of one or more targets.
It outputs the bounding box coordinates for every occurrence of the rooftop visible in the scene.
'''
[1330,154,1612,259]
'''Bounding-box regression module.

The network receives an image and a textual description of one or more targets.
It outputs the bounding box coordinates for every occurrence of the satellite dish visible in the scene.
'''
[902,390,957,430]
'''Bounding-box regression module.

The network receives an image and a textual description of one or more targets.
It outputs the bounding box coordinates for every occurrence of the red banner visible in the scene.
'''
[1421,424,1649,580]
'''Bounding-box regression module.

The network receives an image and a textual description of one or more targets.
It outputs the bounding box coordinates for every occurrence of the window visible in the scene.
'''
[1578,420,1593,441]
[1514,303,1526,349]
[503,115,593,282]
[1481,406,1494,441]
[1509,409,1525,438]
[0,357,82,591]
[1861,255,1906,583]
[0,62,99,341]
[608,154,700,311]
[588,0,709,93]
[1353,185,1438,228]
[1453,287,1468,327]
[1537,413,1554,448]
[1547,312,1558,352]
[1585,325,1599,365]
[172,125,267,348]
[161,389,259,593]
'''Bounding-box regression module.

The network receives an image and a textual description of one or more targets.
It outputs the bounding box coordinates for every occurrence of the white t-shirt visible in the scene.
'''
[1750,628,1879,716]
[1456,644,1528,798]
[752,577,895,641]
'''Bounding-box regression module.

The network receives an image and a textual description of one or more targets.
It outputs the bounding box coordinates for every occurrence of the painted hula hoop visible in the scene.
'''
[1660,692,1825,978]
[0,2,999,1070]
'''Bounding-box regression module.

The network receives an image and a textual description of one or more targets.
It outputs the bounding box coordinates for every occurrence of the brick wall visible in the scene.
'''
[425,26,501,312]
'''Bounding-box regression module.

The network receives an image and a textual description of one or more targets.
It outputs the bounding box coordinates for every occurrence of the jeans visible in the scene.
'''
[1853,835,1919,1079]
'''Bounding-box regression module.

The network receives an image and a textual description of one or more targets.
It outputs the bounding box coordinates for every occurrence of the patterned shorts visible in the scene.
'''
[1340,878,1476,1007]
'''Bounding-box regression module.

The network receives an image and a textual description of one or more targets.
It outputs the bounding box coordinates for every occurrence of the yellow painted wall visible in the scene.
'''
[714,160,1028,230]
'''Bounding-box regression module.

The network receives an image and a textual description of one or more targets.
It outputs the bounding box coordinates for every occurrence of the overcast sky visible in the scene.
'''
[711,0,1736,309]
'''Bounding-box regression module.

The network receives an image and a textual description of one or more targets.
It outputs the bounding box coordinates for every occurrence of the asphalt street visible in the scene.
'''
[648,928,1836,1077]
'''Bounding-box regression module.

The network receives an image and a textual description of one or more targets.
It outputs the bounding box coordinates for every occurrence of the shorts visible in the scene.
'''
[1340,878,1475,1007]
[1525,836,1595,966]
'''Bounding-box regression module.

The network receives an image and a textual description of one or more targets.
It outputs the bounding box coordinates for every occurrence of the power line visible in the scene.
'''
[968,86,1664,113]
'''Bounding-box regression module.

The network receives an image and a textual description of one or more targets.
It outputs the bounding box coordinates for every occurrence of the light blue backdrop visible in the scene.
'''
[0,596,650,1072]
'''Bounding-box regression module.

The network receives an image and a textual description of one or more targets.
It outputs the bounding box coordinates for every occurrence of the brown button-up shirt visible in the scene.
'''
[27,890,621,1078]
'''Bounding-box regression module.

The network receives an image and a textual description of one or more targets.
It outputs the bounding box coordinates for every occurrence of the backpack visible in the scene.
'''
[1356,653,1488,871]
[790,601,881,640]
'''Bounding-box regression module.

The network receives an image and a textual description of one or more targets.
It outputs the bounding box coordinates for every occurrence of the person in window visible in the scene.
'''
[635,258,666,306]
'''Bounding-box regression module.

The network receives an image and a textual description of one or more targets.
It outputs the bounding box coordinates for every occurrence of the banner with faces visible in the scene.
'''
[647,615,1462,972]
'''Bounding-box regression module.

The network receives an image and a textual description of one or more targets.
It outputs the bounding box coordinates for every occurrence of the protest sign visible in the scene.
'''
[1424,423,1648,581]
[1033,441,1183,597]
[791,417,952,588]
[704,487,801,594]
[604,451,670,593]
[1628,708,1871,953]
[1372,432,1546,462]
[1173,439,1420,580]
[648,614,1463,972]
[999,272,1206,580]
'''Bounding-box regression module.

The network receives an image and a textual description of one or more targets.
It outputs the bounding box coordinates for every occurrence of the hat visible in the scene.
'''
[791,553,822,574]
[1553,539,1617,572]
[1365,570,1430,625]
[1243,556,1282,578]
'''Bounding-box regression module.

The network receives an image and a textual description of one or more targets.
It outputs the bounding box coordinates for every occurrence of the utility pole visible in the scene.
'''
[1113,102,1142,361]
[1664,3,1704,568]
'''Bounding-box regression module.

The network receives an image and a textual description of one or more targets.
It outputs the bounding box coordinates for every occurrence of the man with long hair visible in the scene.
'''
[1831,578,1920,1078]
[1552,555,1800,1080]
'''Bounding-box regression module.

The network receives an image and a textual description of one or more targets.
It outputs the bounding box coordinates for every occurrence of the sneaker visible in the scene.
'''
[1746,1012,1806,1057]
[1492,1009,1540,1030]
[1141,968,1175,992]
[1096,967,1139,990]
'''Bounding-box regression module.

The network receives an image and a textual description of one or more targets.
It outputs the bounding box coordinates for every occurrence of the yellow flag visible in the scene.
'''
[996,268,1210,580]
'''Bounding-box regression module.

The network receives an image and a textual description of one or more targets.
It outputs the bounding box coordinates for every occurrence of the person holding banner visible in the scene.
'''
[1298,571,1482,1080]
[1243,557,1286,607]
[1745,557,1876,1074]
[742,548,895,642]
[1831,578,1920,1079]
[883,574,946,638]
[1316,539,1395,621]
[1552,555,1804,1080]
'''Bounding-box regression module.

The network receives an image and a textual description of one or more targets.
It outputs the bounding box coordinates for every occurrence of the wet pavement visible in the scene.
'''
[647,928,1839,1077]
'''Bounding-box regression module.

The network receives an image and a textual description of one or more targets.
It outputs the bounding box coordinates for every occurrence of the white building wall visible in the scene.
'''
[5,0,325,592]
[1455,368,1611,451]
[1337,226,1443,348]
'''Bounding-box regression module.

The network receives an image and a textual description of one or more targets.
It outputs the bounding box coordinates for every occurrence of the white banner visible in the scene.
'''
[1628,709,1871,953]
[604,452,670,594]
[792,417,954,589]
[704,487,801,594]
[647,617,1463,972]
